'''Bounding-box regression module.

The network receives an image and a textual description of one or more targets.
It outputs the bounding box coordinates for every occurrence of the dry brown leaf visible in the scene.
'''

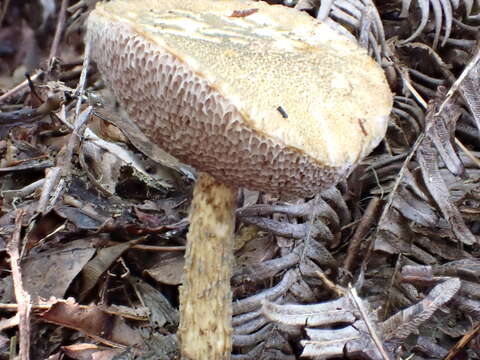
[39,299,144,348]
[62,343,123,360]
[22,238,96,300]
[79,241,133,299]
[144,254,184,286]
[128,276,178,328]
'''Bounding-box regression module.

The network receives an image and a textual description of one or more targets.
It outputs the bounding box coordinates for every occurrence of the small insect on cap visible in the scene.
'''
[86,0,393,197]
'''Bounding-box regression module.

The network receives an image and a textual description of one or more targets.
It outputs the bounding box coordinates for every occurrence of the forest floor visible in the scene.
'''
[1,0,480,359]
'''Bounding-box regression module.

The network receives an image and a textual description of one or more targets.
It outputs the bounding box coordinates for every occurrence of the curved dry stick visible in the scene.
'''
[439,0,453,46]
[402,0,430,43]
[463,0,473,15]
[233,269,299,315]
[430,0,443,48]
[317,0,335,20]
[400,0,413,17]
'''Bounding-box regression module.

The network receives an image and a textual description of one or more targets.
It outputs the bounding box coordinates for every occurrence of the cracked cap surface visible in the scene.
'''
[87,0,393,196]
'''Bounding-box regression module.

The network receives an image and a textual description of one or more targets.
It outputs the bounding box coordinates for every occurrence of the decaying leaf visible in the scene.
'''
[80,241,135,299]
[38,298,144,348]
[22,239,96,300]
[128,276,178,328]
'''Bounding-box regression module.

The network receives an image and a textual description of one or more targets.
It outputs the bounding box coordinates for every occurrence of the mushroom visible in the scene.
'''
[86,0,392,358]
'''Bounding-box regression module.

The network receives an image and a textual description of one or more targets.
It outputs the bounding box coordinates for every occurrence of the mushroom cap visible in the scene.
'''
[86,0,393,197]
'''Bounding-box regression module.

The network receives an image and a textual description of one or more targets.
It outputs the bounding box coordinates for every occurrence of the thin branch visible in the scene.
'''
[437,46,480,115]
[48,0,69,66]
[7,210,31,360]
[0,72,43,104]
[343,197,381,273]
[348,286,391,360]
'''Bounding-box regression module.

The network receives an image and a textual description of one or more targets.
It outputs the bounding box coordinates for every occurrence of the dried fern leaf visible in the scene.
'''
[317,0,335,20]
[400,0,413,17]
[234,269,299,315]
[463,0,474,15]
[301,322,383,359]
[233,324,274,347]
[262,296,356,326]
[460,53,480,133]
[426,100,464,176]
[417,136,476,245]
[439,0,453,46]
[381,277,461,341]
[430,0,443,48]
[402,0,430,43]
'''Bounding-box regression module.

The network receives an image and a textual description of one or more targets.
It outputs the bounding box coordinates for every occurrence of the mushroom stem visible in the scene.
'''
[179,172,236,360]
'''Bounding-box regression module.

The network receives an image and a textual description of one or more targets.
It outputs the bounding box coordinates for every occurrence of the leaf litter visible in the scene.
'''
[1,0,480,359]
